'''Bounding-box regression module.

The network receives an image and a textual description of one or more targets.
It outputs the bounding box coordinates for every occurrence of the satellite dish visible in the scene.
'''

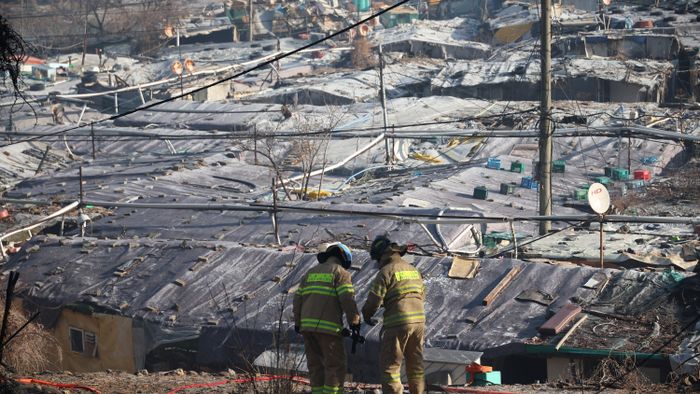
[164,25,175,38]
[184,58,195,74]
[587,183,610,215]
[171,60,183,75]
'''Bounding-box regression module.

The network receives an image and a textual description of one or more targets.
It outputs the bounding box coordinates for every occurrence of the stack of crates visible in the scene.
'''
[500,182,516,195]
[634,169,651,181]
[611,168,629,181]
[466,363,501,387]
[553,160,566,173]
[520,176,538,190]
[510,161,525,173]
[473,186,489,200]
[486,157,501,170]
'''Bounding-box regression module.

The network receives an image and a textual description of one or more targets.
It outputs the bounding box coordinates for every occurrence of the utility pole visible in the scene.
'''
[378,45,390,165]
[249,0,254,42]
[81,0,88,73]
[538,0,553,235]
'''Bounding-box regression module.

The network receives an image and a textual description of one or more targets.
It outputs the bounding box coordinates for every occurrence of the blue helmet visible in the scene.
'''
[318,242,353,269]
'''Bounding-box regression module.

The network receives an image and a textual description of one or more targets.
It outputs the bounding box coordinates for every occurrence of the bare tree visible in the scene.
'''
[287,106,346,200]
[4,0,185,55]
[0,14,29,95]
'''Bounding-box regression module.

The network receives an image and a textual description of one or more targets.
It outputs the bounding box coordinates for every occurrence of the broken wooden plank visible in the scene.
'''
[539,303,582,336]
[555,314,588,350]
[482,266,522,306]
[448,256,480,279]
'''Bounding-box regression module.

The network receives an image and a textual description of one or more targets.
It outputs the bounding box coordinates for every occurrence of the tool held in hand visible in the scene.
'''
[342,325,365,354]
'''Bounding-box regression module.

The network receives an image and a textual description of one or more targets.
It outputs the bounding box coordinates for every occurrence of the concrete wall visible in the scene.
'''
[547,357,585,382]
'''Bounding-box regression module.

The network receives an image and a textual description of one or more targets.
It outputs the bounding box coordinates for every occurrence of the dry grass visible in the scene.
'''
[350,37,375,69]
[0,299,61,374]
[586,357,652,391]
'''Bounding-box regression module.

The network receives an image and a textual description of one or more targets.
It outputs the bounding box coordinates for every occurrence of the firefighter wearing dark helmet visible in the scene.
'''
[362,235,426,394]
[293,242,360,394]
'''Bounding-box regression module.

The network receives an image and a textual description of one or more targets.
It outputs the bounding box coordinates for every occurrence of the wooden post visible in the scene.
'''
[627,134,631,173]
[0,271,20,365]
[509,221,518,259]
[379,45,390,165]
[91,124,96,160]
[271,178,281,245]
[253,125,258,165]
[80,2,88,73]
[249,0,254,42]
[538,0,553,235]
[79,166,84,206]
[599,214,604,269]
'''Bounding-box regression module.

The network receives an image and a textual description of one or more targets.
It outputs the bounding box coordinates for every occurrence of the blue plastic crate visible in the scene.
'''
[520,176,539,190]
[486,157,501,170]
[641,156,658,165]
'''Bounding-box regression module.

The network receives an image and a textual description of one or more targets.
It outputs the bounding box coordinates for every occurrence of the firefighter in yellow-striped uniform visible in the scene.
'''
[293,242,360,394]
[362,235,426,394]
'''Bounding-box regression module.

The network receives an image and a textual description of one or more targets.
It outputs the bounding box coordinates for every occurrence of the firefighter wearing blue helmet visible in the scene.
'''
[293,242,360,394]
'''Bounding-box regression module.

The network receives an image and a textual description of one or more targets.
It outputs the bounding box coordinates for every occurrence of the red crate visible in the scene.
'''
[633,169,651,181]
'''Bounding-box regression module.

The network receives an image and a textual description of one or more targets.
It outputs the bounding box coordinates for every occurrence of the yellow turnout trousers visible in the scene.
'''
[380,323,425,394]
[302,332,346,394]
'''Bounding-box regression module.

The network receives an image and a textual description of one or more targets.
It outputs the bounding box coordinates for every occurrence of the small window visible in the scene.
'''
[69,327,84,353]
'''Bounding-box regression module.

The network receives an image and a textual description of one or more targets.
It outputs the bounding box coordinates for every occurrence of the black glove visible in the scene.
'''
[365,318,378,326]
[350,323,361,336]
[294,325,300,333]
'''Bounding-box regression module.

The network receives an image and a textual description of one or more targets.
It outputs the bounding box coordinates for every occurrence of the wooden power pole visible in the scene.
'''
[538,0,553,235]
[378,45,390,165]
[249,0,254,42]
[81,1,88,72]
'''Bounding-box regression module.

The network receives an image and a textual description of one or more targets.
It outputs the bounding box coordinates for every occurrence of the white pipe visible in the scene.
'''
[0,201,80,258]
[281,134,386,187]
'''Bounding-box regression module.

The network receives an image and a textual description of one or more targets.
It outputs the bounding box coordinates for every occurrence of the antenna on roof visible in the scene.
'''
[587,182,610,269]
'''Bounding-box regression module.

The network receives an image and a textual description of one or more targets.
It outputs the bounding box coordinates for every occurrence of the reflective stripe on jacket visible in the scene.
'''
[362,253,425,328]
[293,257,360,335]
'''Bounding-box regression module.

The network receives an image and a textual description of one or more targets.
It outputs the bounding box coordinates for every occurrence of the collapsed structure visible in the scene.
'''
[1,0,699,388]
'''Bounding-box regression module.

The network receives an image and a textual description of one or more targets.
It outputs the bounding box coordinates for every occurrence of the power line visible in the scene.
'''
[0,0,411,149]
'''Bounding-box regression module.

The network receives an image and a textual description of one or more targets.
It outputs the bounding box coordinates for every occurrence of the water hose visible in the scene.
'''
[14,378,101,393]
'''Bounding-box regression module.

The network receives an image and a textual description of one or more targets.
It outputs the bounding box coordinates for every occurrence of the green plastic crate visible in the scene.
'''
[594,176,612,185]
[510,161,525,173]
[473,186,488,200]
[467,371,502,386]
[553,160,566,173]
[500,182,516,195]
[573,189,588,201]
[611,168,629,181]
